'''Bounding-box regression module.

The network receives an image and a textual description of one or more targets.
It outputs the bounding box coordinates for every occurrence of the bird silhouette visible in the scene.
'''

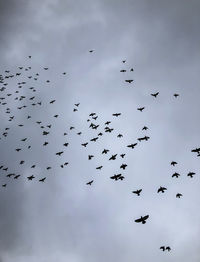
[135,215,149,224]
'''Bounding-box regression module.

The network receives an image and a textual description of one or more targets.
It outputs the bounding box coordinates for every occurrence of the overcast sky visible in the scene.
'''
[0,0,200,261]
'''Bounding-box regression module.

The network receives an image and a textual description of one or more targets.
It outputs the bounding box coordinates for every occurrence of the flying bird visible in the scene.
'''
[132,189,142,196]
[134,215,149,224]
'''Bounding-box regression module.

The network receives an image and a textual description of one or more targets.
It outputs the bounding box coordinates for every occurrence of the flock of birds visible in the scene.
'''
[0,51,198,254]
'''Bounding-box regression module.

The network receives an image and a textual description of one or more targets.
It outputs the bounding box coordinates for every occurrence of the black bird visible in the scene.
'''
[56,151,64,156]
[127,143,137,149]
[110,174,124,181]
[120,164,127,170]
[172,172,180,178]
[50,100,56,104]
[88,155,94,160]
[109,154,117,160]
[39,177,46,182]
[151,92,159,98]
[120,154,125,158]
[90,137,98,142]
[63,143,69,147]
[102,149,109,154]
[171,161,177,166]
[157,186,167,193]
[2,184,7,187]
[75,103,80,107]
[142,126,148,130]
[160,246,165,251]
[187,172,196,178]
[191,148,200,153]
[89,113,96,116]
[138,136,150,142]
[166,246,171,252]
[174,94,179,98]
[125,79,133,83]
[43,142,48,146]
[176,193,182,198]
[96,166,103,170]
[137,107,145,112]
[130,68,134,71]
[112,113,121,117]
[77,132,82,135]
[27,175,35,180]
[134,215,149,224]
[105,121,111,125]
[117,134,123,138]
[86,180,93,185]
[43,131,49,135]
[89,50,94,53]
[120,69,126,72]
[132,189,142,196]
[105,127,113,133]
[14,175,20,179]
[81,143,88,147]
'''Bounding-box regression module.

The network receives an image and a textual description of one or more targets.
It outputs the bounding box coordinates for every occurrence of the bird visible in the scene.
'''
[160,246,165,251]
[27,175,35,180]
[86,180,94,185]
[110,174,124,181]
[171,161,177,166]
[157,186,167,193]
[120,69,126,72]
[172,172,180,178]
[90,137,98,142]
[142,126,148,130]
[151,92,159,98]
[134,215,149,224]
[88,155,94,160]
[89,50,94,53]
[138,136,150,142]
[96,166,103,170]
[102,149,109,154]
[112,113,121,117]
[176,193,182,198]
[120,164,127,170]
[166,246,171,252]
[174,94,179,98]
[109,154,117,160]
[39,177,46,182]
[56,151,64,156]
[137,107,145,112]
[125,80,133,83]
[187,172,196,178]
[81,143,88,147]
[127,143,137,149]
[120,154,125,158]
[132,189,142,196]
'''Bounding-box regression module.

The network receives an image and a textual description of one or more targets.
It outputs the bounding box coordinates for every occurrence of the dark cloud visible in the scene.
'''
[0,0,200,261]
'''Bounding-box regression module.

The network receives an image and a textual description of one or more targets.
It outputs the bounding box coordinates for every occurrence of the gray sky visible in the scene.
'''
[0,0,200,261]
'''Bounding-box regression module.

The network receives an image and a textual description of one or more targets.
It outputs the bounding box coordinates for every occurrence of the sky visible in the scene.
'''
[0,0,200,261]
